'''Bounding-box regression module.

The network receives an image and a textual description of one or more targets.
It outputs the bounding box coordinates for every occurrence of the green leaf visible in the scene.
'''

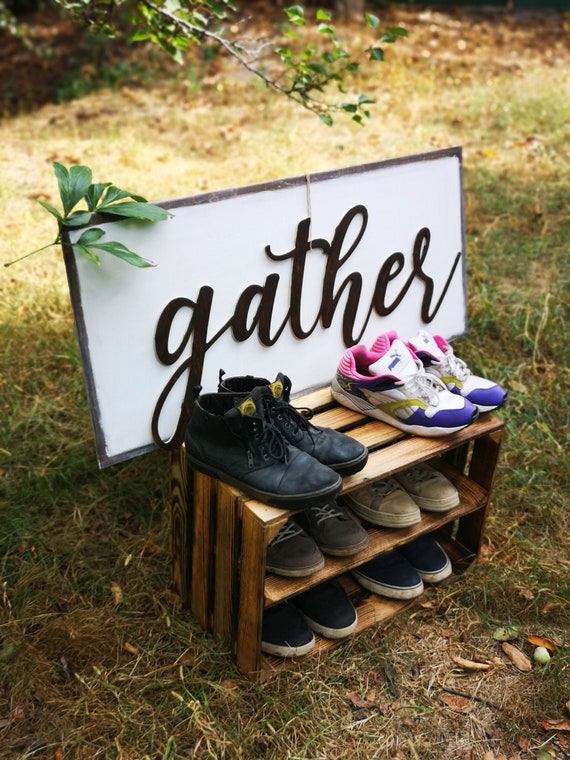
[369,47,384,62]
[63,211,93,228]
[364,13,380,29]
[85,182,112,211]
[96,201,171,222]
[358,94,375,105]
[76,227,106,245]
[72,244,101,266]
[37,199,63,222]
[99,185,142,206]
[319,113,333,127]
[53,163,92,217]
[389,26,408,38]
[284,5,305,25]
[88,241,156,268]
[316,9,331,21]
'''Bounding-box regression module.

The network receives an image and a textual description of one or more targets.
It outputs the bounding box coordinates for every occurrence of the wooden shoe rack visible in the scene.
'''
[169,386,504,682]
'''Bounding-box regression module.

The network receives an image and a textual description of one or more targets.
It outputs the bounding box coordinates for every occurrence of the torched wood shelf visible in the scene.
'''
[169,386,504,682]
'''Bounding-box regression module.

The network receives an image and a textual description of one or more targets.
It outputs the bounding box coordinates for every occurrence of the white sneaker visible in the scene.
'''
[332,331,479,437]
[407,331,507,413]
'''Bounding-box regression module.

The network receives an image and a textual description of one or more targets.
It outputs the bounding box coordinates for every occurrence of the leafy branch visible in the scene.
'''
[52,0,408,125]
[5,163,171,268]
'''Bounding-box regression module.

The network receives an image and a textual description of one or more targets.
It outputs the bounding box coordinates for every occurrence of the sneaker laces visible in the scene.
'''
[437,346,471,382]
[401,465,435,484]
[371,477,402,496]
[271,520,303,546]
[399,362,447,407]
[306,502,345,525]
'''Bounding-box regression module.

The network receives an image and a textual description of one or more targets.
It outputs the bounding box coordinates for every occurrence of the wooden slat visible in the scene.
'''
[168,446,191,606]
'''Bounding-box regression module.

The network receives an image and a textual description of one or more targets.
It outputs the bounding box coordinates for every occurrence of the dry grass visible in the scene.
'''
[1,5,569,760]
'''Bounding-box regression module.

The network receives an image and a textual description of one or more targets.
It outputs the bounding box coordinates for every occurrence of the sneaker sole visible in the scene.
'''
[404,493,460,512]
[352,570,424,600]
[185,452,342,509]
[316,535,370,557]
[331,382,474,437]
[414,559,453,584]
[261,636,315,658]
[343,498,421,528]
[266,556,325,577]
[300,614,358,639]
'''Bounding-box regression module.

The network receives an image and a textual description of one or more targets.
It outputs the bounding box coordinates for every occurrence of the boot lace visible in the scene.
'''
[248,418,289,464]
[262,396,316,444]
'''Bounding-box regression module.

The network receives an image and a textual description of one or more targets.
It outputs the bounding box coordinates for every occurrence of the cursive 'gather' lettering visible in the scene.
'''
[152,204,462,449]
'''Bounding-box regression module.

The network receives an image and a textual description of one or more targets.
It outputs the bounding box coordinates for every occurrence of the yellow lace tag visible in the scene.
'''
[268,380,283,400]
[237,398,257,416]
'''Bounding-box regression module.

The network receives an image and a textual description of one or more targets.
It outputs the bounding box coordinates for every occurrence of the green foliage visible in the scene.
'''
[5,163,171,268]
[49,0,407,124]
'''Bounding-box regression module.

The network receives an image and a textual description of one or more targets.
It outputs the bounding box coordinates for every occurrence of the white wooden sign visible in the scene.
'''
[63,147,467,468]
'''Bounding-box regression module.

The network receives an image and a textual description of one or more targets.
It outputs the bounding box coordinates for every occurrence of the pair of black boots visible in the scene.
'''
[184,372,368,509]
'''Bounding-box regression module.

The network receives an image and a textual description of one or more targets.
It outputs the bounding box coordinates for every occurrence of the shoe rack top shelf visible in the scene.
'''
[242,383,504,535]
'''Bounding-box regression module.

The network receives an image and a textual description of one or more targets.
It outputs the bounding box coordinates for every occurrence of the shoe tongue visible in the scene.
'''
[369,338,418,380]
[409,330,446,362]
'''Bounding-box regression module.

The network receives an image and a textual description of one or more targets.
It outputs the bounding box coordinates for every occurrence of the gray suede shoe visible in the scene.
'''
[342,477,421,528]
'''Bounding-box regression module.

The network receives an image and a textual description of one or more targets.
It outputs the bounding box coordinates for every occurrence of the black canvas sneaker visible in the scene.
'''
[261,601,315,658]
[352,551,424,600]
[397,534,452,583]
[292,580,358,639]
[295,501,369,557]
[218,371,368,476]
[266,520,325,577]
[185,387,342,509]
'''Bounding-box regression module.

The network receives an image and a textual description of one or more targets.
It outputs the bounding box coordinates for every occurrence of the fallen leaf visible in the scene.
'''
[493,625,522,641]
[527,635,557,654]
[541,718,570,732]
[110,582,123,605]
[441,693,474,713]
[501,642,532,672]
[348,691,375,709]
[451,654,491,671]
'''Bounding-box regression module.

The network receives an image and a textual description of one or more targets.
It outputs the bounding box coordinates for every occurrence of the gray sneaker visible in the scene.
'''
[296,501,369,557]
[342,477,421,528]
[395,463,459,512]
[266,520,325,577]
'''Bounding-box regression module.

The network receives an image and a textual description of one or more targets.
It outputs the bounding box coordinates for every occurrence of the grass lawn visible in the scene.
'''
[1,5,569,759]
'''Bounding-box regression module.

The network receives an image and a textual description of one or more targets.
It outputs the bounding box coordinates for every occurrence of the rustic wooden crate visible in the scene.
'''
[169,386,504,681]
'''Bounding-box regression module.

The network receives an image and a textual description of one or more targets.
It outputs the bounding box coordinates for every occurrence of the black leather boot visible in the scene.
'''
[184,387,342,508]
[218,371,368,476]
